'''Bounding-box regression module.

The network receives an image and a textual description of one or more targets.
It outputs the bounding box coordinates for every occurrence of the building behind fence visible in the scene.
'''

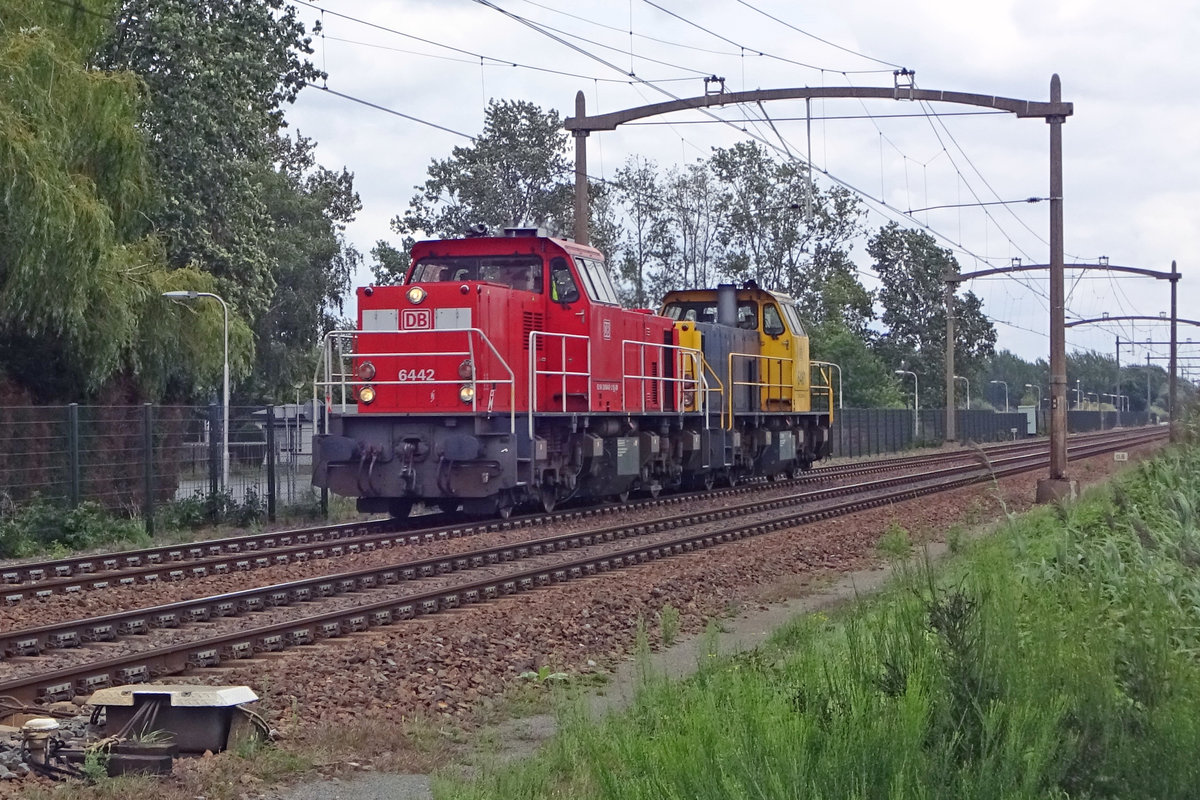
[0,403,1155,533]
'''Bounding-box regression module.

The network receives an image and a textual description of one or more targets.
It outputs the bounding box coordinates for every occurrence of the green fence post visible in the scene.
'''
[67,403,80,507]
[265,405,277,523]
[143,403,155,537]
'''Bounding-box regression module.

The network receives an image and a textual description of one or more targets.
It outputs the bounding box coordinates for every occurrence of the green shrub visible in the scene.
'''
[0,495,147,557]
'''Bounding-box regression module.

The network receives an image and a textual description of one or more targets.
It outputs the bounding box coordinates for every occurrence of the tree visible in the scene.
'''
[101,0,324,315]
[809,321,904,408]
[0,0,188,398]
[664,160,720,289]
[245,136,361,399]
[101,0,359,402]
[393,100,573,242]
[370,240,411,286]
[868,222,997,407]
[709,141,811,292]
[611,156,675,307]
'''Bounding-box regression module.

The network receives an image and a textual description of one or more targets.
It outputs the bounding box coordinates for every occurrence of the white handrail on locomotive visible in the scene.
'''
[619,340,708,421]
[724,352,795,430]
[314,327,517,436]
[528,330,592,430]
[809,362,837,422]
[528,329,592,492]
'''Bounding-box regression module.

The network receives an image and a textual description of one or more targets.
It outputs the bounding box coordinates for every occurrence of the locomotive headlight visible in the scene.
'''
[458,384,475,404]
[406,286,427,304]
[457,359,474,379]
[356,361,376,381]
[358,385,377,404]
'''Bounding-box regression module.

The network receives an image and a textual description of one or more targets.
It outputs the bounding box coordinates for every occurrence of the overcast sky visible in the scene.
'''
[285,0,1199,375]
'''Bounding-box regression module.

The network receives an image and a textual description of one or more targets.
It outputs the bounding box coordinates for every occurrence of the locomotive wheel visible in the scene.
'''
[616,489,631,504]
[648,482,662,499]
[388,500,413,519]
[702,472,715,491]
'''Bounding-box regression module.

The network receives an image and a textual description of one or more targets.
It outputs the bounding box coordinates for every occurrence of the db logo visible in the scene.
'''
[401,309,432,330]
[602,319,612,340]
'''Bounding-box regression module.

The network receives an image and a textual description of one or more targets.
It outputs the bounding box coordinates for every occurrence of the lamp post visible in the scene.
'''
[163,290,229,490]
[954,375,970,409]
[989,379,1009,413]
[894,369,918,439]
[1025,383,1042,409]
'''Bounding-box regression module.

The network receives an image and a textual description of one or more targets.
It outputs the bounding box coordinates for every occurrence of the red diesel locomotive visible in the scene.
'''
[313,227,833,518]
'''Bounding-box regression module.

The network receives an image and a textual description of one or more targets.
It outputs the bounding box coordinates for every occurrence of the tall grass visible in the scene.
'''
[438,444,1200,800]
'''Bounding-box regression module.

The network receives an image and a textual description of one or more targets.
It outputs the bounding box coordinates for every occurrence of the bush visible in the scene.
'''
[0,495,148,558]
[157,486,266,531]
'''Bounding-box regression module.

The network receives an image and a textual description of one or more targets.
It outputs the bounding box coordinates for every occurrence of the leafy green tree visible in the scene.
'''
[0,0,194,398]
[809,321,903,408]
[393,100,573,242]
[101,0,360,403]
[611,156,675,307]
[868,222,997,407]
[101,0,324,315]
[370,240,410,286]
[708,142,864,304]
[245,136,361,399]
[664,160,720,289]
[709,141,811,292]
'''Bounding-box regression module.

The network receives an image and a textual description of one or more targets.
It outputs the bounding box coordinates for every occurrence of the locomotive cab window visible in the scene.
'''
[549,257,580,303]
[574,257,620,305]
[780,302,806,336]
[410,256,543,293]
[762,304,785,337]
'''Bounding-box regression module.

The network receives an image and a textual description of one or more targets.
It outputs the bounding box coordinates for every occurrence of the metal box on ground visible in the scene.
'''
[88,684,259,754]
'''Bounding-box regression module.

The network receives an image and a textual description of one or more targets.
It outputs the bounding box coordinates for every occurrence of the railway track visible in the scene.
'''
[0,425,1163,705]
[0,429,1132,602]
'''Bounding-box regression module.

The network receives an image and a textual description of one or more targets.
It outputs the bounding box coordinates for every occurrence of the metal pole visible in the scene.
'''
[1042,73,1070,495]
[220,299,230,492]
[143,403,155,537]
[573,91,589,245]
[265,405,277,523]
[1115,335,1121,428]
[945,278,956,442]
[1169,259,1178,442]
[1147,353,1152,420]
[67,403,80,508]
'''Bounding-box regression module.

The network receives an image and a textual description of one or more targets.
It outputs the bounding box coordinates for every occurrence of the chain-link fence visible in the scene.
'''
[0,403,320,535]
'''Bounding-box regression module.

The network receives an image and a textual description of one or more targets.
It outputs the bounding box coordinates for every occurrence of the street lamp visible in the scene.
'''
[989,379,1009,413]
[1024,383,1042,408]
[954,375,970,409]
[163,290,229,490]
[894,369,918,439]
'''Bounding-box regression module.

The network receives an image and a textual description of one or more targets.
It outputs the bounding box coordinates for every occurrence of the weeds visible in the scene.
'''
[659,604,681,647]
